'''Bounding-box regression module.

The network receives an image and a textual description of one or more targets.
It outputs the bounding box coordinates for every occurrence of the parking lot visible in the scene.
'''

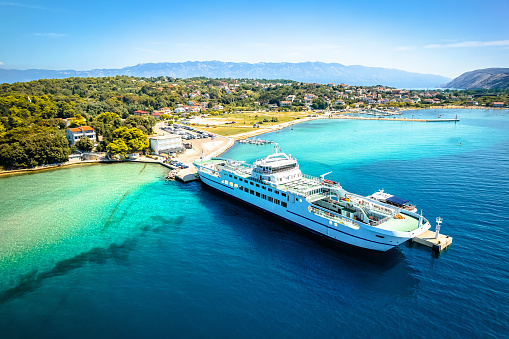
[159,123,213,141]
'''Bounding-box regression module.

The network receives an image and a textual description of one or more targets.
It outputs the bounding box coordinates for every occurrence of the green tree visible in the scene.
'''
[0,133,70,168]
[111,126,149,153]
[95,111,121,127]
[69,114,86,128]
[106,139,128,158]
[57,120,68,129]
[312,98,327,110]
[75,137,94,152]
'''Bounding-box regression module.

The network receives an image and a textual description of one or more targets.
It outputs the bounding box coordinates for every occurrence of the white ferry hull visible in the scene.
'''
[198,171,420,251]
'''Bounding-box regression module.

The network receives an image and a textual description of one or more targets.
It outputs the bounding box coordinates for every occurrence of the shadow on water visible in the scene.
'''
[138,163,147,175]
[0,239,138,305]
[196,183,420,295]
[101,191,130,232]
[0,214,186,304]
[139,215,186,234]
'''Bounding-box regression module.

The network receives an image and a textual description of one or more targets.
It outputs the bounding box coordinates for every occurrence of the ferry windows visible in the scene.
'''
[275,191,279,195]
[281,202,287,208]
[230,182,234,187]
[239,185,243,190]
[256,184,259,188]
[256,192,260,197]
[275,200,280,205]
[250,182,253,185]
[268,188,272,192]
[261,194,267,199]
[268,197,273,202]
[262,186,266,190]
[244,187,248,192]
[234,184,238,188]
[244,179,248,183]
[299,199,302,202]
[334,223,338,227]
[234,176,237,179]
[282,193,286,197]
[250,190,254,195]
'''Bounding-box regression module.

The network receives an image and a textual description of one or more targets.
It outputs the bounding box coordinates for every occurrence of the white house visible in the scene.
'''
[66,126,96,145]
[149,134,183,154]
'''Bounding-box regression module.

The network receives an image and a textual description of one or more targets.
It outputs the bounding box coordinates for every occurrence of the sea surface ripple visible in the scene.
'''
[0,109,508,338]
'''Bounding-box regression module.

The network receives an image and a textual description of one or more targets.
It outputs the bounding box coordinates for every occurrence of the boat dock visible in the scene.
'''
[411,230,453,253]
[175,167,200,182]
[238,138,274,145]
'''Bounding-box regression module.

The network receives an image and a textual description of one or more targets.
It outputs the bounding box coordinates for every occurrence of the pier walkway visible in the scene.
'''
[330,116,459,122]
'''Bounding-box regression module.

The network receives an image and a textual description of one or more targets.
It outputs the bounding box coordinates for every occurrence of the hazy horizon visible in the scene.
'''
[1,0,508,78]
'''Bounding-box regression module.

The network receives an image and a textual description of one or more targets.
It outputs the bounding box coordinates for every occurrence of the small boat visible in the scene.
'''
[367,189,417,213]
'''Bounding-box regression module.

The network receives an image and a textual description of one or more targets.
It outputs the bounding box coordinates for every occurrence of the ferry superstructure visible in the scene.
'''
[194,148,431,251]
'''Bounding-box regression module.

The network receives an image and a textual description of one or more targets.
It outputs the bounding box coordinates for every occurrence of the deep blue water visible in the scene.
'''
[0,109,508,338]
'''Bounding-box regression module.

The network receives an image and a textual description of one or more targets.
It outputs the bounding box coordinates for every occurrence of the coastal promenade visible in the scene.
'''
[228,116,323,141]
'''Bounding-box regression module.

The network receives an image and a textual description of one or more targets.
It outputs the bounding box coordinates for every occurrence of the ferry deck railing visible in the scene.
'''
[308,204,360,230]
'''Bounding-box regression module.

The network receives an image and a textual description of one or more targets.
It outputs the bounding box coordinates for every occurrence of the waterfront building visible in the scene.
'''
[149,134,183,154]
[493,102,504,107]
[66,126,96,145]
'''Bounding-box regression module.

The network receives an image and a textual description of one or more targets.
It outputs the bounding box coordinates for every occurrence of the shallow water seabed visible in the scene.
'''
[0,109,508,338]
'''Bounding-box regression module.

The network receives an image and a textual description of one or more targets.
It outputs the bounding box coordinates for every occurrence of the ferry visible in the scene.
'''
[194,148,431,251]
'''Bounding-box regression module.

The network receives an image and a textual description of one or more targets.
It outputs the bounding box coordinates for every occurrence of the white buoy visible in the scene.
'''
[435,217,443,239]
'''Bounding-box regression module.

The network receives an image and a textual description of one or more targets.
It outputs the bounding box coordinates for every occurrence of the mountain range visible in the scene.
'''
[440,68,509,89]
[0,61,450,88]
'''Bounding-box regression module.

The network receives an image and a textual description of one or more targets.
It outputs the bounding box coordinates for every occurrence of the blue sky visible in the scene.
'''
[0,0,508,78]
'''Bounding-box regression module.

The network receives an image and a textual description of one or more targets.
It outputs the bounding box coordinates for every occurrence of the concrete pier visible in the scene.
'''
[412,230,453,253]
[331,116,459,122]
[176,167,200,182]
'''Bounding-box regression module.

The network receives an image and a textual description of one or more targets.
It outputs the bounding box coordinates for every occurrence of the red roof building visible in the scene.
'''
[133,110,149,115]
[66,126,96,146]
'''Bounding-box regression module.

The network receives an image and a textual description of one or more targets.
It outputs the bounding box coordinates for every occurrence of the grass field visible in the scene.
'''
[195,111,309,135]
[197,112,309,135]
[191,111,311,136]
[204,126,256,136]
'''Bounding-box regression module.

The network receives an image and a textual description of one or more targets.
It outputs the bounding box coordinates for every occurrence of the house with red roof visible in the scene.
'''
[66,126,96,145]
[133,110,149,116]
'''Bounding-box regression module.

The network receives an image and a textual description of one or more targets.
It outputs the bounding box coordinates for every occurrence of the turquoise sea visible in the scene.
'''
[0,109,508,338]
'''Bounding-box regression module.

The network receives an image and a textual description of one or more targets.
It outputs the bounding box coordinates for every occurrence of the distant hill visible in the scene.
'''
[0,61,450,88]
[441,68,509,89]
